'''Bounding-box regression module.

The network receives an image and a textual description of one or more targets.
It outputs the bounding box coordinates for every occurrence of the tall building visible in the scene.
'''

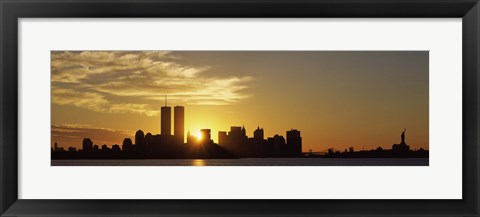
[187,131,196,144]
[174,106,185,144]
[227,126,247,156]
[200,129,211,143]
[230,126,243,135]
[122,138,133,152]
[145,133,153,147]
[218,131,227,146]
[272,134,286,157]
[135,130,145,151]
[112,144,121,152]
[101,144,109,151]
[82,138,93,152]
[254,127,264,140]
[161,96,171,135]
[286,129,302,157]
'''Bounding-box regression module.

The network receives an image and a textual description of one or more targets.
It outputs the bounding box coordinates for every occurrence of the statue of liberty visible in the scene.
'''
[392,128,410,152]
[401,128,406,144]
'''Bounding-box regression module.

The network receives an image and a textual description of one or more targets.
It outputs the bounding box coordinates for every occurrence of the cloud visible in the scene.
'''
[51,51,253,115]
[52,87,159,116]
[109,103,159,116]
[52,124,135,147]
[51,88,110,112]
[52,124,134,135]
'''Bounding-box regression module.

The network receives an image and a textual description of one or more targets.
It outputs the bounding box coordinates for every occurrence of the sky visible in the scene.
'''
[51,51,429,152]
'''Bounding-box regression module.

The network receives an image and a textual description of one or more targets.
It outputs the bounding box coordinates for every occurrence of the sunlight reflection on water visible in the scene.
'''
[192,159,206,166]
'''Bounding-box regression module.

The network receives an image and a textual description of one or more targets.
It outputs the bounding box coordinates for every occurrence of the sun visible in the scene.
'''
[196,132,202,140]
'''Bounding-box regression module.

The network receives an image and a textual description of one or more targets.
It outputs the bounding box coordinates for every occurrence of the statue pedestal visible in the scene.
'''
[392,142,410,153]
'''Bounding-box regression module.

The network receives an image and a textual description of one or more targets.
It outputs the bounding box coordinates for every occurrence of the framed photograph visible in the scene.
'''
[1,0,479,216]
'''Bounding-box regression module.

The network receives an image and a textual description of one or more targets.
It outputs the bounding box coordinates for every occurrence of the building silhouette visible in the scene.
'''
[216,125,302,158]
[220,126,247,156]
[186,131,196,144]
[174,106,185,144]
[249,127,266,157]
[112,144,121,152]
[218,131,227,146]
[254,127,264,140]
[145,133,153,147]
[272,134,286,157]
[82,138,93,152]
[287,129,302,157]
[200,129,212,144]
[161,96,171,136]
[135,130,145,152]
[101,144,109,152]
[122,138,133,152]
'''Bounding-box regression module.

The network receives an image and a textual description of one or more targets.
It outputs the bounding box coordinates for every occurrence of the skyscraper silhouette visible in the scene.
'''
[122,138,133,152]
[187,131,196,144]
[218,131,227,146]
[224,126,248,156]
[161,96,171,135]
[135,130,145,151]
[286,129,302,156]
[82,138,93,152]
[254,127,264,140]
[200,129,211,144]
[145,132,152,147]
[272,134,286,156]
[174,106,185,144]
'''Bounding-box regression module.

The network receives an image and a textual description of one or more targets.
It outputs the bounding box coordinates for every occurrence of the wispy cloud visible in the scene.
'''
[51,51,253,115]
[52,124,134,147]
[51,87,159,116]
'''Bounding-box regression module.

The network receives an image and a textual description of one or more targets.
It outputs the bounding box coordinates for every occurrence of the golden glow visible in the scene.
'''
[196,132,202,141]
[192,159,205,166]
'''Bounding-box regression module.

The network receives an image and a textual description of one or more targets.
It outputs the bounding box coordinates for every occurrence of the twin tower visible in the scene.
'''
[160,96,184,144]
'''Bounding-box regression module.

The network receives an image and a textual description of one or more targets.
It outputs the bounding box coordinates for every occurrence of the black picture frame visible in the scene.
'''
[1,0,479,216]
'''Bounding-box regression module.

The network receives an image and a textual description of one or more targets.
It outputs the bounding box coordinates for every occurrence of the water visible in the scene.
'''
[51,158,428,166]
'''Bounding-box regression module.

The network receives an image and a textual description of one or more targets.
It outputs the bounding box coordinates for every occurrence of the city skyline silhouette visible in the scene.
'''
[52,101,428,160]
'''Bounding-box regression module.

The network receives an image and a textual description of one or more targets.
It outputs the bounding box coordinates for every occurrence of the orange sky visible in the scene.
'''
[51,51,429,152]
